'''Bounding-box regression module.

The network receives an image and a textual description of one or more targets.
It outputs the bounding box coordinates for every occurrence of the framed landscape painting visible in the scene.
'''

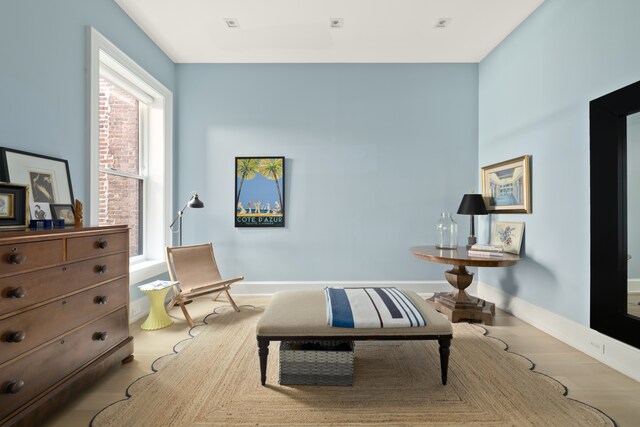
[235,157,285,228]
[481,155,531,213]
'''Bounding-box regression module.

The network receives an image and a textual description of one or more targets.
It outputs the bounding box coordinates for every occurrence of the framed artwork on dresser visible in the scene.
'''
[50,203,75,225]
[0,148,74,209]
[0,182,29,229]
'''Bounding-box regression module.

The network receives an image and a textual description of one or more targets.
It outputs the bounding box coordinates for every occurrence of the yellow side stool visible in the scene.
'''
[139,281,177,330]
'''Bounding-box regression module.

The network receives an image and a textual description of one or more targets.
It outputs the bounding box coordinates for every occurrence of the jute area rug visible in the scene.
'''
[93,306,613,426]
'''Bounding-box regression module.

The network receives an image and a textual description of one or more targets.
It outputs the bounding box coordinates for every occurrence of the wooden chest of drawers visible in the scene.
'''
[0,225,133,426]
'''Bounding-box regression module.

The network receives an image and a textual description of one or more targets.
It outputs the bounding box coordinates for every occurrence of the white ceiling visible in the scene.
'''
[115,0,544,63]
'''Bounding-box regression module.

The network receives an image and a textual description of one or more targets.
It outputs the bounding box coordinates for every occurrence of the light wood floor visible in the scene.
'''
[43,296,640,427]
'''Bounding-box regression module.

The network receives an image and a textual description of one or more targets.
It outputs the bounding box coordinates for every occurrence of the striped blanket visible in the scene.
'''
[325,287,427,328]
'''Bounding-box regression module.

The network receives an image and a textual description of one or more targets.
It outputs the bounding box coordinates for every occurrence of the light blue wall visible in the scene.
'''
[0,0,175,216]
[478,0,640,325]
[177,64,479,281]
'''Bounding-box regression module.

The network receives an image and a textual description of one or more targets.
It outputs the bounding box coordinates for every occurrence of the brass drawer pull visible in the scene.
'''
[8,287,26,298]
[93,331,108,341]
[6,331,26,343]
[95,265,108,274]
[7,252,26,265]
[94,295,109,305]
[4,380,24,394]
[96,240,109,250]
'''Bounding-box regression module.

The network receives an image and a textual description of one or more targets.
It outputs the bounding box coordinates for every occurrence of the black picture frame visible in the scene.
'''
[235,157,285,228]
[0,183,29,229]
[50,203,76,226]
[0,147,74,206]
[590,79,640,350]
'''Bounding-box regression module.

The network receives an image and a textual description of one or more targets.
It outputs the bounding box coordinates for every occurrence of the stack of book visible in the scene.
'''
[467,244,504,258]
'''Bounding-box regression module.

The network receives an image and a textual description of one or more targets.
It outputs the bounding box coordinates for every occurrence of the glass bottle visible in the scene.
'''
[436,212,458,249]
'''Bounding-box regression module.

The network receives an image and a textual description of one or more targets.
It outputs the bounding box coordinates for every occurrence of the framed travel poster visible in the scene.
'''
[481,155,531,213]
[235,157,285,228]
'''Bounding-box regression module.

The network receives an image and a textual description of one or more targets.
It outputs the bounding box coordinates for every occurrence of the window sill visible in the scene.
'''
[130,259,167,285]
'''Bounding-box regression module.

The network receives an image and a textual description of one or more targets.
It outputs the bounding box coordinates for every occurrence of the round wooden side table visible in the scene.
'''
[410,246,521,325]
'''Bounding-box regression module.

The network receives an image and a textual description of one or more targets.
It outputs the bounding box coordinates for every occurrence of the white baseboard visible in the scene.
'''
[229,280,454,296]
[478,282,640,382]
[628,279,640,293]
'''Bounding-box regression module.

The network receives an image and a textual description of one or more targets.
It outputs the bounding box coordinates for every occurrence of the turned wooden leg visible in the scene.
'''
[439,338,451,385]
[258,338,269,385]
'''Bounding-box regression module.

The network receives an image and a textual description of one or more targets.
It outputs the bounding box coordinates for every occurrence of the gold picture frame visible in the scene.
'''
[481,155,531,213]
[0,183,29,229]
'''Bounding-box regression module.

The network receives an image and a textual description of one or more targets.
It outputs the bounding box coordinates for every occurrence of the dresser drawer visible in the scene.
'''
[67,232,127,261]
[0,307,128,420]
[0,278,127,365]
[0,240,63,277]
[0,252,128,317]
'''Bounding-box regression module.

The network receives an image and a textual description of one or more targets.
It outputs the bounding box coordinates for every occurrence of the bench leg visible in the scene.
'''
[258,338,269,386]
[438,338,451,385]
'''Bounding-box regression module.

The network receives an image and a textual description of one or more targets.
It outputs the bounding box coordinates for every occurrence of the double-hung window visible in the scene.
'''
[88,27,173,282]
[98,74,148,258]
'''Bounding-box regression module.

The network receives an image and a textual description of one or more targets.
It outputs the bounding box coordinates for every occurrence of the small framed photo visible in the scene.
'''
[490,221,525,254]
[481,155,531,213]
[50,204,75,225]
[0,193,14,219]
[0,148,74,208]
[0,183,29,229]
[30,202,52,220]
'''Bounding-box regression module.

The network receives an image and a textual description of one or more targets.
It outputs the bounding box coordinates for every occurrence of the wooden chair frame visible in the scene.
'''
[165,243,243,327]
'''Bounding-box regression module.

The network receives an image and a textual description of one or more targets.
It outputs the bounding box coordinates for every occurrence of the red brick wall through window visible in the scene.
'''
[98,78,141,256]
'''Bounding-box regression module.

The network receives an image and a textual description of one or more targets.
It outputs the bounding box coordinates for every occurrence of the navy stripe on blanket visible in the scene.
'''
[373,288,403,318]
[325,287,427,328]
[326,288,355,328]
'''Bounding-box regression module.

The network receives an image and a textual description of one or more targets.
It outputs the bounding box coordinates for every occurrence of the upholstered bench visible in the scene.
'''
[256,290,453,386]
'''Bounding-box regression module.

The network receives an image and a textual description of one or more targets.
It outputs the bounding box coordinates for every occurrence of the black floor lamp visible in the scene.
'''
[170,192,204,246]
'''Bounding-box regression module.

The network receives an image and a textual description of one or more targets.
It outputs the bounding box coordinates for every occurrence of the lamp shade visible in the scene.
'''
[457,194,487,215]
[187,193,205,209]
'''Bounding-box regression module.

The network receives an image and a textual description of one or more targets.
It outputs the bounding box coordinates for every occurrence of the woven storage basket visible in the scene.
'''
[279,341,354,386]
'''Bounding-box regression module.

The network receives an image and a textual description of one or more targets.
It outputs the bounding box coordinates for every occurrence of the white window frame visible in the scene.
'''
[87,27,172,284]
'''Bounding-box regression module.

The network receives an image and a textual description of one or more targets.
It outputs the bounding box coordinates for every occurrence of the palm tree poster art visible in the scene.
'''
[235,157,285,227]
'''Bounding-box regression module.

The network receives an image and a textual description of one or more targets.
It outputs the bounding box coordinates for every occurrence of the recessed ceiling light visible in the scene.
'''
[434,18,452,29]
[330,18,343,29]
[225,18,239,28]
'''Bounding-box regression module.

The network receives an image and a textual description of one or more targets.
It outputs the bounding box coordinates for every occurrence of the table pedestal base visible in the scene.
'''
[426,292,495,325]
[427,264,495,325]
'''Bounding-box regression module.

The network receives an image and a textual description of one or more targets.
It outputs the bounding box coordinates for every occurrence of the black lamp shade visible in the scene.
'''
[457,194,487,215]
[188,193,205,209]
